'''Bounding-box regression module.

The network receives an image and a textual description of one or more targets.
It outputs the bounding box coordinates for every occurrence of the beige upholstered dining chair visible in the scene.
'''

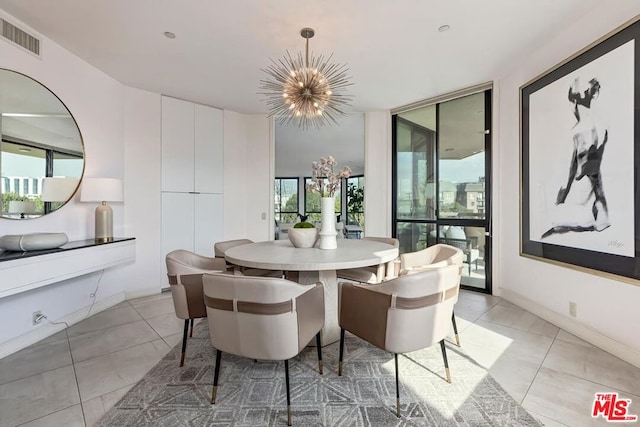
[203,273,325,426]
[338,265,461,418]
[214,238,282,277]
[165,249,227,367]
[336,237,400,284]
[399,244,464,346]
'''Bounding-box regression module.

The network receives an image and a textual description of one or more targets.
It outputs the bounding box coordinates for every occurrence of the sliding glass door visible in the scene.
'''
[392,90,492,292]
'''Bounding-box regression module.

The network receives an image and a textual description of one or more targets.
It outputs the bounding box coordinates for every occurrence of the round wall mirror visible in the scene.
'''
[0,69,84,219]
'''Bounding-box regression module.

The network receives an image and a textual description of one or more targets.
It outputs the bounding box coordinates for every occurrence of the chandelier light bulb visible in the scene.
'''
[259,27,353,129]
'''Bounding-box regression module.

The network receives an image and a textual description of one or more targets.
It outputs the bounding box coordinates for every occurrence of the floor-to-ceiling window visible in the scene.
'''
[392,88,492,292]
[274,177,299,223]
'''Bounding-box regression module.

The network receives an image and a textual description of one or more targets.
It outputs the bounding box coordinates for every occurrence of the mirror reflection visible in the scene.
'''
[0,69,84,219]
[274,113,365,238]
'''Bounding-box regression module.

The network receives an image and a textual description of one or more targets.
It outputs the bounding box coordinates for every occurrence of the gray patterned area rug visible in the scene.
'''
[98,321,541,426]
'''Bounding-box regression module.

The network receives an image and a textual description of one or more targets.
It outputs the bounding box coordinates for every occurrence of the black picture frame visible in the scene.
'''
[521,17,640,283]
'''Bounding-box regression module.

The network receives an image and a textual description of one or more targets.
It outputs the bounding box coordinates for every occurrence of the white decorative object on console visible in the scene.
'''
[0,233,69,252]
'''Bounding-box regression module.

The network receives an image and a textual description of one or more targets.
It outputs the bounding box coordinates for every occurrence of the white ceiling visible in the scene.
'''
[0,0,601,114]
[0,1,603,176]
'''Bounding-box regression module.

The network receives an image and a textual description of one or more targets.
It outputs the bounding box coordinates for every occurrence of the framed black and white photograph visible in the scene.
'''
[521,18,640,281]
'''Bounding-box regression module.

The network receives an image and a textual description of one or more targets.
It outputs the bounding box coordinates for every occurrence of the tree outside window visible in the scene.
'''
[346,175,364,227]
[274,178,299,222]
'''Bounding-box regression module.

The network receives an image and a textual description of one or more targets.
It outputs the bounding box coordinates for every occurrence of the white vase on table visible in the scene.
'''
[319,196,337,250]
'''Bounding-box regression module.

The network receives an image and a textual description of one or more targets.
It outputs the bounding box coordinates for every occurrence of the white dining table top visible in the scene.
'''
[224,239,398,271]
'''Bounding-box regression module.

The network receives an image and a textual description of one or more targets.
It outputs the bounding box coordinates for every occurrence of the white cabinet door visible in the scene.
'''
[194,104,223,194]
[161,192,195,286]
[194,193,224,256]
[161,97,194,192]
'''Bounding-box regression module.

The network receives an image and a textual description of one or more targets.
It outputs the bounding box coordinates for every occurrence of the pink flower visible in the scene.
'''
[307,156,351,197]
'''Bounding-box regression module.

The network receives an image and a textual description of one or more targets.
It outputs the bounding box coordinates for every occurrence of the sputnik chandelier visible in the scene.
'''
[259,27,353,129]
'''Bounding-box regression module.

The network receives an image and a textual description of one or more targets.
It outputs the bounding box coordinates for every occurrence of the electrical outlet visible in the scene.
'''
[261,212,266,220]
[32,310,43,325]
[569,302,577,317]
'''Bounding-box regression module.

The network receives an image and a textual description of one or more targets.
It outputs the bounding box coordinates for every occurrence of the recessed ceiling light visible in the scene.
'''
[438,25,450,33]
[164,31,176,39]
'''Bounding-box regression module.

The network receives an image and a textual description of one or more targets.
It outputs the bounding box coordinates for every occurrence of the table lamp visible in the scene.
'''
[8,201,36,219]
[41,177,80,203]
[80,177,123,242]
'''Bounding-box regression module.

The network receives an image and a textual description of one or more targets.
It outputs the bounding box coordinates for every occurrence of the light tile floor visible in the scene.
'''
[1,290,639,426]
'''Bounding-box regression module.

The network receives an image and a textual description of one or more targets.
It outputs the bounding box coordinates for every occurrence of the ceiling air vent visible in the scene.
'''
[0,18,40,56]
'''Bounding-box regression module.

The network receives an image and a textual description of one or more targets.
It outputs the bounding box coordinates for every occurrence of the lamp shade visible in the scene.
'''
[8,201,36,214]
[80,178,123,203]
[41,177,80,202]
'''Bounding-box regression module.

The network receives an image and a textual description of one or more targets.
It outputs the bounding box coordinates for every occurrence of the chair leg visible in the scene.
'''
[316,332,323,374]
[440,339,451,383]
[189,318,194,337]
[285,359,292,426]
[394,353,401,418]
[451,311,461,347]
[211,350,222,404]
[338,328,345,376]
[180,319,189,367]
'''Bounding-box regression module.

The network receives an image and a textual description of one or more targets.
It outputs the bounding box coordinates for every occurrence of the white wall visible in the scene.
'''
[495,4,640,365]
[245,115,273,242]
[0,11,128,352]
[122,87,162,298]
[364,111,392,237]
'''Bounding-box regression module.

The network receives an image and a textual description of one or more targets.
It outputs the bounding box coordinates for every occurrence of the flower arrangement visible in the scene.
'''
[306,156,351,198]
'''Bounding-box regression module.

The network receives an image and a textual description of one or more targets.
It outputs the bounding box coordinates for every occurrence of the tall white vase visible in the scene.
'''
[319,196,337,250]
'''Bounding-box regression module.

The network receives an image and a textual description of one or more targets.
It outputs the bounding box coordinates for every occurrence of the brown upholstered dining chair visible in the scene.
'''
[336,237,400,284]
[165,249,227,367]
[338,265,460,418]
[214,238,282,277]
[399,244,464,346]
[203,273,325,426]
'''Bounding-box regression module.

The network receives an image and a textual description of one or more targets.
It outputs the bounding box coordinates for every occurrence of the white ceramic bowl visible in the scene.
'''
[288,227,318,248]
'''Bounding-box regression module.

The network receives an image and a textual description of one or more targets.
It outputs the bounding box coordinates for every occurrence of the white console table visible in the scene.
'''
[0,238,136,299]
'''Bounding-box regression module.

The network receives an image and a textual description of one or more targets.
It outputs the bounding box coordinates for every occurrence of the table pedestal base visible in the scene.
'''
[299,270,339,346]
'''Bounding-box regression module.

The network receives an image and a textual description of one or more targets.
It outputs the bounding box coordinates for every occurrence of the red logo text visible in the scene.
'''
[592,393,637,422]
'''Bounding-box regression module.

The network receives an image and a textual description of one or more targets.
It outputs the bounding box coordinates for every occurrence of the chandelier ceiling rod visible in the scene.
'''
[301,27,314,68]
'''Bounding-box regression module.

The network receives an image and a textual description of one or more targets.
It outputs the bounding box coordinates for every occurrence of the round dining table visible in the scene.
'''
[224,238,399,345]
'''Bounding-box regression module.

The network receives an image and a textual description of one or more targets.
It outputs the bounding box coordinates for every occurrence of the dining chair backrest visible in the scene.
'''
[400,244,462,271]
[214,239,254,258]
[203,273,324,361]
[165,249,226,319]
[340,264,460,354]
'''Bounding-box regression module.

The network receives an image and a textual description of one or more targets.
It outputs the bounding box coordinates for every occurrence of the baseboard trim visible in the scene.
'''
[125,288,162,300]
[0,292,125,359]
[500,289,640,369]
